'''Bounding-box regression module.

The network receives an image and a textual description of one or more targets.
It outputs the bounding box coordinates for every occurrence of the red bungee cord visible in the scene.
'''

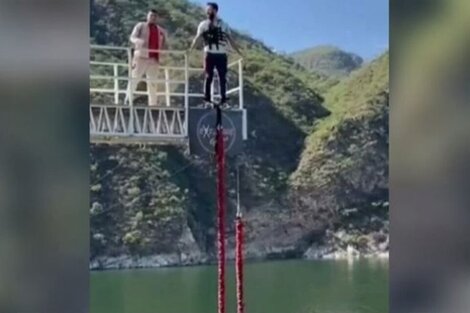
[235,165,245,313]
[235,217,244,313]
[215,106,226,313]
[215,107,245,313]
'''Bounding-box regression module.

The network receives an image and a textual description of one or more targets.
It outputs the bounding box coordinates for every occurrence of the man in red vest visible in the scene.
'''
[125,9,167,106]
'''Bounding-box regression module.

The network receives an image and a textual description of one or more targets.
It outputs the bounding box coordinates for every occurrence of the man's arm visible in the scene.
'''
[160,27,167,49]
[226,34,243,57]
[188,35,201,53]
[224,23,243,57]
[130,22,144,46]
[188,21,205,53]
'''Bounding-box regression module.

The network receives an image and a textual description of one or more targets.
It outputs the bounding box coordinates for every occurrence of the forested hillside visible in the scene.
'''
[291,53,389,258]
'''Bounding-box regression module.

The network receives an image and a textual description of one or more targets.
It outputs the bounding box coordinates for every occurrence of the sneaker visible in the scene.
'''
[220,100,230,110]
[204,100,213,109]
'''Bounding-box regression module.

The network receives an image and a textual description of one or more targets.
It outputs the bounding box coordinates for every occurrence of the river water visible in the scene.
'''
[91,259,388,313]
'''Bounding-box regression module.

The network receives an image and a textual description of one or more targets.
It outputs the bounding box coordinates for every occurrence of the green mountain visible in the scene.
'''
[290,52,389,257]
[290,45,364,78]
[90,0,388,268]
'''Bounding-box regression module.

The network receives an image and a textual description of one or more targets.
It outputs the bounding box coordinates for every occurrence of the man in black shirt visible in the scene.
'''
[189,2,243,107]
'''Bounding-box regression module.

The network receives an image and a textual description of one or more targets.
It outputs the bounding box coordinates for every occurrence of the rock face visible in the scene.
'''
[90,225,206,270]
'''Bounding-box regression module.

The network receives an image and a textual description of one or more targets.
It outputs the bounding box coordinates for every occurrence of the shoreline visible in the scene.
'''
[89,252,389,271]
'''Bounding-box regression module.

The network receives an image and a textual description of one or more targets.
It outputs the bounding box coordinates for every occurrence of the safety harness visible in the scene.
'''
[202,21,226,51]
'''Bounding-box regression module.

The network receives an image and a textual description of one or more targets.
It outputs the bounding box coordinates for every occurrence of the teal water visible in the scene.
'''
[91,259,388,313]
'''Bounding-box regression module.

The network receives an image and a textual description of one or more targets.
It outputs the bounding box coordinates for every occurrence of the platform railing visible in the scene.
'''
[90,44,244,141]
[90,45,244,107]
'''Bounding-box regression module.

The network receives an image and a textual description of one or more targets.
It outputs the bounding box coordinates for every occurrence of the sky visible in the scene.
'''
[192,0,389,60]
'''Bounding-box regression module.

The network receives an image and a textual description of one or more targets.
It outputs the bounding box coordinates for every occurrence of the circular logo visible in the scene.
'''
[196,111,237,154]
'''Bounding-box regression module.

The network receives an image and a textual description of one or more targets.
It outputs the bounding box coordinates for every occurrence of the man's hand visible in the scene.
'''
[232,46,244,59]
[188,34,202,55]
[227,35,244,58]
[134,38,144,48]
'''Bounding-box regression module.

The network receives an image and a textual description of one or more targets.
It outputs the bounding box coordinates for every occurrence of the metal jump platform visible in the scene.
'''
[90,45,247,154]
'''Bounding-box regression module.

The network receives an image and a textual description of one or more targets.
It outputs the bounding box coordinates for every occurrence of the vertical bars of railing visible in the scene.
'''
[165,68,171,107]
[184,53,189,137]
[238,58,247,140]
[127,47,134,134]
[238,59,244,110]
[113,64,119,105]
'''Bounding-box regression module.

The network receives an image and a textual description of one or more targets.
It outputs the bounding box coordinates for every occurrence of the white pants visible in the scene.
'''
[126,57,159,106]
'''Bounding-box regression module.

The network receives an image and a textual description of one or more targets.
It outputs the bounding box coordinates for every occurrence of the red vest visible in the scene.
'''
[148,24,160,61]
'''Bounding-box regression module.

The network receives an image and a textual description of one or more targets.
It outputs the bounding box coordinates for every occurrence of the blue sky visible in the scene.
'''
[192,0,388,60]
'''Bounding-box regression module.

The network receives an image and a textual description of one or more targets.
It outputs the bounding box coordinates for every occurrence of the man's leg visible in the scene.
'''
[146,59,160,106]
[204,53,216,103]
[125,57,148,105]
[215,53,228,104]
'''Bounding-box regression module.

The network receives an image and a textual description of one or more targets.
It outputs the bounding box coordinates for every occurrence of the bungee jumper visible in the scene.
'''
[188,2,244,108]
[200,4,245,308]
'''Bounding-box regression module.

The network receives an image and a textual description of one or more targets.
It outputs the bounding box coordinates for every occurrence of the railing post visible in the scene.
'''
[242,108,248,140]
[184,53,189,137]
[165,68,171,107]
[238,59,244,110]
[127,48,134,134]
[113,64,119,105]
